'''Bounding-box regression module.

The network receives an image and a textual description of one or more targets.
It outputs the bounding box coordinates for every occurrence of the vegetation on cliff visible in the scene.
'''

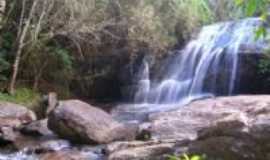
[0,0,254,102]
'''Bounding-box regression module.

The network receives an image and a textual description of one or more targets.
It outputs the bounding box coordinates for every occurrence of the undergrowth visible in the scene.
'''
[0,88,41,107]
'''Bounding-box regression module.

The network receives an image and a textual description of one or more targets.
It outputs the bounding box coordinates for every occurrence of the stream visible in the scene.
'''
[0,17,267,160]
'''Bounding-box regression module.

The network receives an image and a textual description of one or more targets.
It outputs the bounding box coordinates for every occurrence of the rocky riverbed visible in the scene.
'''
[0,95,270,160]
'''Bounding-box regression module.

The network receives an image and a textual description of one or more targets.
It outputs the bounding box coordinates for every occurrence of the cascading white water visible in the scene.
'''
[112,18,267,122]
[134,18,266,106]
[134,59,151,103]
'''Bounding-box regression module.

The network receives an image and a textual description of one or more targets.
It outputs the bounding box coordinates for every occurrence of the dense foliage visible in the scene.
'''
[0,87,40,106]
[235,0,270,87]
[0,0,244,100]
[235,0,270,38]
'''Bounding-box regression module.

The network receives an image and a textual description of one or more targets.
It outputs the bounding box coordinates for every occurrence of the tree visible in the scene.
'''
[0,0,5,28]
[1,0,243,97]
[9,0,38,94]
[6,0,111,94]
[235,0,270,38]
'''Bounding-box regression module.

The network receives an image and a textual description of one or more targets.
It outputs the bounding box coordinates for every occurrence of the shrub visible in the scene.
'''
[0,88,41,107]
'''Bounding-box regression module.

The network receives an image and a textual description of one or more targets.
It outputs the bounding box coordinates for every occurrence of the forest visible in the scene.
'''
[0,0,246,102]
[0,0,270,160]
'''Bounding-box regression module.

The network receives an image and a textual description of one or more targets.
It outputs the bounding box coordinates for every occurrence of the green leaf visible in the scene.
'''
[182,154,190,160]
[191,155,202,160]
[235,0,244,6]
[255,26,267,40]
[246,0,257,16]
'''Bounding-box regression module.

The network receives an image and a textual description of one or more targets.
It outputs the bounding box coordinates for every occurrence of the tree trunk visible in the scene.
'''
[33,75,39,91]
[0,0,5,28]
[8,0,37,94]
[8,45,23,95]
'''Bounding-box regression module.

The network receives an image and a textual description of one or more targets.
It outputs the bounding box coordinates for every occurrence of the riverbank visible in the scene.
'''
[0,95,270,160]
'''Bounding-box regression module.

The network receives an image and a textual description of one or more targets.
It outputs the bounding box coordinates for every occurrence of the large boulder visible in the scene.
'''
[0,101,36,122]
[48,100,138,144]
[106,140,175,160]
[108,95,270,160]
[147,95,270,140]
[147,95,270,160]
[0,101,36,144]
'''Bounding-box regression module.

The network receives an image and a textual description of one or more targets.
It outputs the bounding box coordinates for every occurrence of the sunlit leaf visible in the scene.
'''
[182,154,190,160]
[191,155,202,160]
[260,13,268,22]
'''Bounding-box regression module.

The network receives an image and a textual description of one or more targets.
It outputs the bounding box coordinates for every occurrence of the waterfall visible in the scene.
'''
[134,18,266,106]
[134,59,151,103]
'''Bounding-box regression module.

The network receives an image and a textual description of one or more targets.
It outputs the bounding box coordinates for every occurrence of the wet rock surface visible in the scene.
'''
[1,96,270,160]
[107,95,270,160]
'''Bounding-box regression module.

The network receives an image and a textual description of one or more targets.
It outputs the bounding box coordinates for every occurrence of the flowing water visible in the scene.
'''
[112,18,266,121]
[0,18,267,160]
[134,18,266,106]
[0,150,37,160]
[0,148,102,160]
